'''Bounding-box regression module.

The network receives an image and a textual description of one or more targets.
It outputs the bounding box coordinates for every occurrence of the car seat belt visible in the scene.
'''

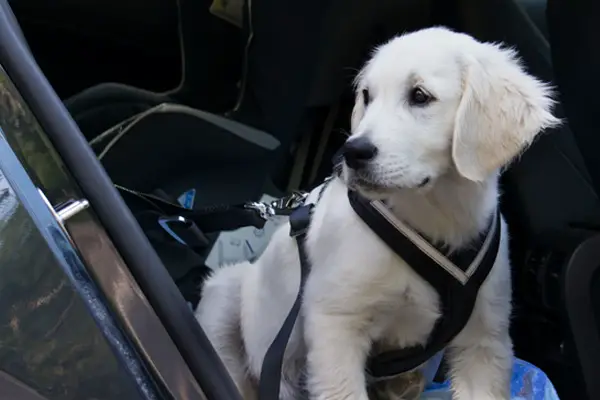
[287,125,315,192]
[288,102,340,191]
[308,102,340,187]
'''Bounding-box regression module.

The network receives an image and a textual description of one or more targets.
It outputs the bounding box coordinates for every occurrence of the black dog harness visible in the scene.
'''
[258,181,501,399]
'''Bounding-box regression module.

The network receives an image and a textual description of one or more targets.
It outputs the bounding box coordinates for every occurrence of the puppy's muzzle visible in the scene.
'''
[342,137,378,170]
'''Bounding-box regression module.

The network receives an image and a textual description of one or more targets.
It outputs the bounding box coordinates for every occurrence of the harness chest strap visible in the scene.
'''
[257,188,501,399]
[348,191,501,378]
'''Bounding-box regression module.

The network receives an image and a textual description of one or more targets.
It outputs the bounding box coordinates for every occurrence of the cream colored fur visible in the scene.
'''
[195,27,559,400]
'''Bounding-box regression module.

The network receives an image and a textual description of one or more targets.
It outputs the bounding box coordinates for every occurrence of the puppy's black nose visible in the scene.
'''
[342,137,378,169]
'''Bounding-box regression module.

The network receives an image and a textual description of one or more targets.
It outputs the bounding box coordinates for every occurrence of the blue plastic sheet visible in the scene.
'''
[421,358,560,399]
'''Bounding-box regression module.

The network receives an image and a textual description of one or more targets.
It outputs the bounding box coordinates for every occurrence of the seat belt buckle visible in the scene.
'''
[158,215,210,248]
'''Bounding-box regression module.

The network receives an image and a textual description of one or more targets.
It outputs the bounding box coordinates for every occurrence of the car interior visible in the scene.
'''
[3,0,600,398]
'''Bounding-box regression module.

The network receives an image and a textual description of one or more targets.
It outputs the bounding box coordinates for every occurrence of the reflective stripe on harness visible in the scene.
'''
[257,186,501,399]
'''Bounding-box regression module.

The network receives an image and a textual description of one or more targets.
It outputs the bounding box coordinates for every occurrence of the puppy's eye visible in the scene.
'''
[408,87,433,106]
[362,89,370,106]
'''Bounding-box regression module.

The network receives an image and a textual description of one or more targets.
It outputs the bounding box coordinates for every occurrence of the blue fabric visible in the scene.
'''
[421,351,445,384]
[421,358,560,399]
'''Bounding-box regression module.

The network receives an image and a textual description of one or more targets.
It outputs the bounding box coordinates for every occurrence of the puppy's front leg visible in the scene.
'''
[304,310,371,400]
[446,266,513,400]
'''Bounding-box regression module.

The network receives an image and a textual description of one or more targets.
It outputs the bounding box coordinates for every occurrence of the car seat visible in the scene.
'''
[546,0,600,399]
[68,0,435,307]
[65,0,334,206]
[454,0,600,243]
[67,0,436,202]
[451,0,600,398]
[64,0,242,139]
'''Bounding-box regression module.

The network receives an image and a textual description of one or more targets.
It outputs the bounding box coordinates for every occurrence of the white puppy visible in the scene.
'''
[196,27,559,400]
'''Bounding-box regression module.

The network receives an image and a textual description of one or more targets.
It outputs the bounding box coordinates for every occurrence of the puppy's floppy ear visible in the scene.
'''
[452,44,560,181]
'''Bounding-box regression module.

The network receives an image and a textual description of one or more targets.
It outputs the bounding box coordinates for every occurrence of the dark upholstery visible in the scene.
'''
[451,1,600,398]
[455,0,600,248]
[547,0,600,398]
[65,0,242,139]
[65,83,171,140]
[67,0,436,199]
[94,106,279,204]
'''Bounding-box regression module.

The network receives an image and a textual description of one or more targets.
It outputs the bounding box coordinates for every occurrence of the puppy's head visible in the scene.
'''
[343,27,559,197]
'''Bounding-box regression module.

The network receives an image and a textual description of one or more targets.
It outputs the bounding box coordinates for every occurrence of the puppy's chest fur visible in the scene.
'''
[303,180,442,350]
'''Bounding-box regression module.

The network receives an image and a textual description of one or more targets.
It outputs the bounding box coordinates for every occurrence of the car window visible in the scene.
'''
[0,66,148,400]
[0,69,78,206]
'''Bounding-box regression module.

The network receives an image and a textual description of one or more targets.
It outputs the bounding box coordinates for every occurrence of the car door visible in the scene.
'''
[0,69,155,400]
[0,2,241,400]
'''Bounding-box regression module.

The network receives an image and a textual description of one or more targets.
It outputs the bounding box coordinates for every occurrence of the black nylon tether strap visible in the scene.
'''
[116,184,267,233]
[259,204,313,400]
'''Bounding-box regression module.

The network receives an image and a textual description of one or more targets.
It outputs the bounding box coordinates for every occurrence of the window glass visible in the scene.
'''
[0,65,145,400]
